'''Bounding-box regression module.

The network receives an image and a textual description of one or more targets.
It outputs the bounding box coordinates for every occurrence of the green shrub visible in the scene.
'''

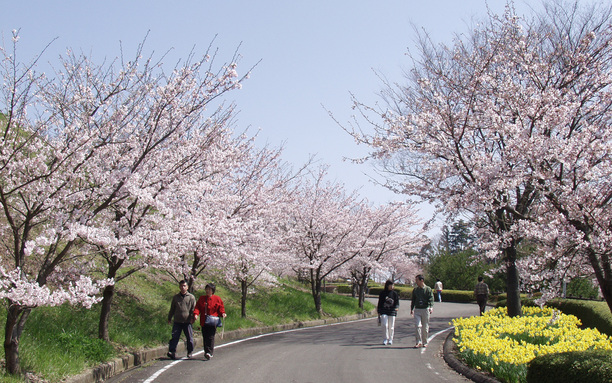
[369,286,413,300]
[495,296,538,309]
[370,286,479,303]
[321,285,337,293]
[546,299,612,337]
[526,350,612,383]
[395,286,412,300]
[336,284,352,294]
[437,290,475,303]
[566,277,600,299]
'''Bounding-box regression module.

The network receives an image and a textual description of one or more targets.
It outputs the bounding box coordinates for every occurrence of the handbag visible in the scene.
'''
[203,299,223,327]
[204,315,219,327]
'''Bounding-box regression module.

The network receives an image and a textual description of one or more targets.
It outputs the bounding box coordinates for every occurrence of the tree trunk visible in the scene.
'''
[586,247,612,314]
[600,272,612,314]
[358,272,369,309]
[505,246,522,318]
[98,257,122,341]
[186,274,196,294]
[310,269,322,315]
[3,303,31,375]
[98,284,115,341]
[241,279,248,318]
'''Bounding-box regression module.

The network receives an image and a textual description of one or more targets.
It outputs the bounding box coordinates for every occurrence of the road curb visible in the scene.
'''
[63,310,376,383]
[443,330,501,383]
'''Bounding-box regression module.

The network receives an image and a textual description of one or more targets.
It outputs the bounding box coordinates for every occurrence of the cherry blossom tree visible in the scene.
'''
[90,108,246,341]
[161,151,244,293]
[346,202,426,308]
[346,4,538,316]
[168,141,305,318]
[0,35,115,374]
[0,33,247,373]
[215,145,310,318]
[281,166,371,314]
[346,1,612,314]
[504,2,612,311]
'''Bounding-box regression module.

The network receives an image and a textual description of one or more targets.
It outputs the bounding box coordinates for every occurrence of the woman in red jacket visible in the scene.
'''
[193,283,226,360]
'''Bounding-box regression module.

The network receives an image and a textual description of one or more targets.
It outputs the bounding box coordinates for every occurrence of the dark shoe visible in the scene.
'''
[205,352,212,360]
[167,352,176,359]
[187,353,193,358]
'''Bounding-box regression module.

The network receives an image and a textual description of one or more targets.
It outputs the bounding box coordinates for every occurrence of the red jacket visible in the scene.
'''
[193,294,225,326]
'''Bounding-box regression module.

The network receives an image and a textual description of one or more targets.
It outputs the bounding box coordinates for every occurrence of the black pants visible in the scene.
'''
[202,325,217,355]
[169,322,194,354]
[476,294,488,315]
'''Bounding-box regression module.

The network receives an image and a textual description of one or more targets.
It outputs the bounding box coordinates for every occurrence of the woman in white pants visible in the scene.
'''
[377,280,400,345]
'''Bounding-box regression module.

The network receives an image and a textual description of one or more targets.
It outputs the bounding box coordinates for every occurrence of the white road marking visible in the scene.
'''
[143,317,375,382]
[422,326,454,355]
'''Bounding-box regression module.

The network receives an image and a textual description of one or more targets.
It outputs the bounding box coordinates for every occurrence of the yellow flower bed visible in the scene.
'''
[453,306,612,368]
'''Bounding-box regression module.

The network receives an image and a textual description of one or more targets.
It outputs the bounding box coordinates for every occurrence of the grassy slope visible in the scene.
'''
[0,272,374,382]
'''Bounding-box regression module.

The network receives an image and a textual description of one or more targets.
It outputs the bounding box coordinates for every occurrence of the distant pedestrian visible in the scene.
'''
[410,274,434,348]
[434,279,443,302]
[167,280,196,359]
[474,276,489,315]
[193,283,226,360]
[377,280,400,345]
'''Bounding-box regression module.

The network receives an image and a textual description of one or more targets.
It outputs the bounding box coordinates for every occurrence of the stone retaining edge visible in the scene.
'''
[443,330,501,383]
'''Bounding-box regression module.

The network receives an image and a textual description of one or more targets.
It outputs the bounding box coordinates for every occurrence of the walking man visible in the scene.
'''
[474,276,489,315]
[167,280,196,359]
[410,274,434,348]
[434,279,443,302]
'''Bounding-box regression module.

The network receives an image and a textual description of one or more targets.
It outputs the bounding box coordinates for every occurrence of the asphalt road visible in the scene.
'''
[107,300,479,383]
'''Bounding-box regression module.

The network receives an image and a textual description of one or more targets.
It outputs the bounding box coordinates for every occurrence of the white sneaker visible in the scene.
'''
[388,340,393,345]
[205,353,212,360]
[383,339,388,345]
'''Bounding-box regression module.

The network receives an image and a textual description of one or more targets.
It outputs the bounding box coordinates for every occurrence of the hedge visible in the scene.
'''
[526,350,612,383]
[368,285,413,300]
[545,298,612,337]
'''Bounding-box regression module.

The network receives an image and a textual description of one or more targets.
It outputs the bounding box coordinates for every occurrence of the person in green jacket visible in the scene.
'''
[410,274,434,348]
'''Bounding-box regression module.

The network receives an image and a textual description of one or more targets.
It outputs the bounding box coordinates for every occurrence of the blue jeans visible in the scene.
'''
[169,322,194,354]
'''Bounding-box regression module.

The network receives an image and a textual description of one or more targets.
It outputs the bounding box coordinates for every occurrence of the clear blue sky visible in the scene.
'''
[2,0,537,225]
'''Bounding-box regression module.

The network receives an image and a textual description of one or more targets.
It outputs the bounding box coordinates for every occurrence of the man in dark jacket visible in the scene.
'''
[167,280,196,359]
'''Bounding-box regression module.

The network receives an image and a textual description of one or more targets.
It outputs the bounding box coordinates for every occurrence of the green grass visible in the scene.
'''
[0,273,374,382]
